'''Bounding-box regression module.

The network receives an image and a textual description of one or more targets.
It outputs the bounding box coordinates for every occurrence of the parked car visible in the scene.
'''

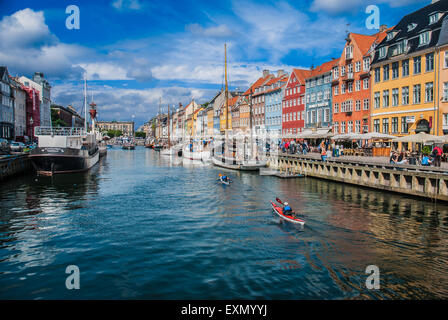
[10,142,25,152]
[0,138,11,154]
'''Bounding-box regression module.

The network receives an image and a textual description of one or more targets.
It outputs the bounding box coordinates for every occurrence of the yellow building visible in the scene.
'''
[370,1,447,147]
[436,23,448,136]
[219,96,238,133]
[206,106,214,136]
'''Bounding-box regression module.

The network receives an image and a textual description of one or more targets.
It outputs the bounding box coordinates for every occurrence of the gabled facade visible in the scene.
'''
[437,14,448,136]
[251,70,275,133]
[305,59,338,130]
[371,0,448,139]
[333,29,389,135]
[282,68,311,135]
[265,71,288,135]
[0,66,14,139]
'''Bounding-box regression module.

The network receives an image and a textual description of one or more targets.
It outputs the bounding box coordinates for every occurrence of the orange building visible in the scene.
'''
[332,29,389,134]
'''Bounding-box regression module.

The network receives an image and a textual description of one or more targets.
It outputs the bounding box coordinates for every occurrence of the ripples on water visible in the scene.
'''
[1,147,448,299]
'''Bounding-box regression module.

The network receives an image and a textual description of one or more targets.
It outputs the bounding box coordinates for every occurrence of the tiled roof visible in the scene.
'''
[291,68,312,85]
[307,58,339,78]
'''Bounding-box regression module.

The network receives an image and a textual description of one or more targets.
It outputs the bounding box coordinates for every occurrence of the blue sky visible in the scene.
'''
[0,0,426,128]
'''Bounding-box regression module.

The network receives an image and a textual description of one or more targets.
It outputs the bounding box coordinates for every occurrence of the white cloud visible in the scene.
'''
[112,0,144,11]
[79,63,131,80]
[186,23,235,38]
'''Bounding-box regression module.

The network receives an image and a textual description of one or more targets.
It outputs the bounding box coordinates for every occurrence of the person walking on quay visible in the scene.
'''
[421,153,432,166]
[331,141,336,157]
[335,144,340,157]
[302,141,308,155]
[432,145,442,167]
[320,142,327,162]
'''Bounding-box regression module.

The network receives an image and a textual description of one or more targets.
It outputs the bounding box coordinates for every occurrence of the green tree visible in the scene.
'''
[135,131,146,138]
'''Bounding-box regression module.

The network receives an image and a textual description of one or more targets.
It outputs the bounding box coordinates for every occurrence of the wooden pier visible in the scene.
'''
[270,154,448,202]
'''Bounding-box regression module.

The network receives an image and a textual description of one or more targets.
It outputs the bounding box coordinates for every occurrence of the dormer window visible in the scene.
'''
[379,46,387,58]
[419,31,430,46]
[429,13,440,25]
[386,32,396,41]
[345,45,353,60]
[407,23,417,32]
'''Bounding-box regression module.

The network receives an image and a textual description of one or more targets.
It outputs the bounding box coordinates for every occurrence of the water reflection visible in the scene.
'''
[1,148,448,299]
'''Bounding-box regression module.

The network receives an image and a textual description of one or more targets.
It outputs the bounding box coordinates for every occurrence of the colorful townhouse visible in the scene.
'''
[371,0,448,140]
[332,28,389,135]
[251,70,275,134]
[238,95,251,133]
[305,59,338,131]
[219,95,238,133]
[437,15,448,136]
[282,68,311,135]
[0,66,14,140]
[264,71,289,136]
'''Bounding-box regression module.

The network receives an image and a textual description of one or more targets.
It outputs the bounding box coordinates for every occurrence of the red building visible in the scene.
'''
[332,29,389,134]
[22,86,40,140]
[282,68,311,135]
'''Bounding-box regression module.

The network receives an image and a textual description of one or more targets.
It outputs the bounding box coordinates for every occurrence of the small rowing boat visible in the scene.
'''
[270,201,305,226]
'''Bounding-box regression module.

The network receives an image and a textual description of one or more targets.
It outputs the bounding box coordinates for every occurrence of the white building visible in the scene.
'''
[11,79,27,139]
[18,72,51,127]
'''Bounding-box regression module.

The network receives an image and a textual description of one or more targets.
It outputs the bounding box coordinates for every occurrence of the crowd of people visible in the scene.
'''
[389,145,443,167]
[278,139,445,168]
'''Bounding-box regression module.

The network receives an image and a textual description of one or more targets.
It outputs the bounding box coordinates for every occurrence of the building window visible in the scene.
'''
[333,67,339,79]
[429,13,439,24]
[392,88,399,107]
[402,59,409,77]
[355,80,361,91]
[355,61,361,72]
[363,99,369,110]
[382,118,389,134]
[425,82,434,102]
[363,78,369,90]
[363,57,370,71]
[354,100,360,111]
[391,117,399,134]
[383,90,390,107]
[402,86,409,105]
[375,68,381,83]
[334,103,339,113]
[355,120,361,133]
[426,53,434,72]
[445,52,448,68]
[341,83,346,94]
[443,82,448,101]
[324,108,330,123]
[341,65,346,77]
[346,46,353,60]
[334,121,339,133]
[383,64,390,81]
[401,117,408,133]
[414,56,421,74]
[392,62,399,79]
[334,86,339,96]
[341,121,346,133]
[347,121,353,133]
[419,31,430,46]
[347,82,353,93]
[413,84,421,104]
[373,119,380,132]
[374,92,380,109]
[379,47,387,58]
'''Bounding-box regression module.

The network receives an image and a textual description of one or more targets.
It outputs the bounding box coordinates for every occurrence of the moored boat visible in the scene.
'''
[29,127,99,175]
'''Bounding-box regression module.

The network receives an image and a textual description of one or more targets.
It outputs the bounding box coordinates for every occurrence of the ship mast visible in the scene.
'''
[84,78,87,132]
[225,43,229,132]
[167,104,170,148]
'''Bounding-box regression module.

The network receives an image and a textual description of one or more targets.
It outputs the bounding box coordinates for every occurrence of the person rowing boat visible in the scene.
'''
[271,198,305,226]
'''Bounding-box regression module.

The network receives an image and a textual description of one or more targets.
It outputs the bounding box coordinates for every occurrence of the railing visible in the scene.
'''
[34,126,86,136]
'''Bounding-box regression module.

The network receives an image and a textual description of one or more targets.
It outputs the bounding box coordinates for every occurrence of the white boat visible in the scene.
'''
[212,154,266,171]
[182,145,211,162]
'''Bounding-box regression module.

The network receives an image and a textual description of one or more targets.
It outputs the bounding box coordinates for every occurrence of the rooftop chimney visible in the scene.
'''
[277,69,285,77]
[379,25,388,32]
[263,69,270,77]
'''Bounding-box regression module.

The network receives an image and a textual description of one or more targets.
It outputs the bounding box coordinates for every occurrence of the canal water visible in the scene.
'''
[1,147,448,299]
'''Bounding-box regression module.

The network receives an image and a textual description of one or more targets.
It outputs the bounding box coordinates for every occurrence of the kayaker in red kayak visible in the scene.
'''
[283,202,294,216]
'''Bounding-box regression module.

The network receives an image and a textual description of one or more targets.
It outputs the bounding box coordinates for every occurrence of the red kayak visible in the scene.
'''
[270,202,305,226]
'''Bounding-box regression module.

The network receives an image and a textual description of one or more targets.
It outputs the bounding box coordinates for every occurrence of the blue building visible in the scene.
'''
[264,71,288,136]
[304,59,338,130]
